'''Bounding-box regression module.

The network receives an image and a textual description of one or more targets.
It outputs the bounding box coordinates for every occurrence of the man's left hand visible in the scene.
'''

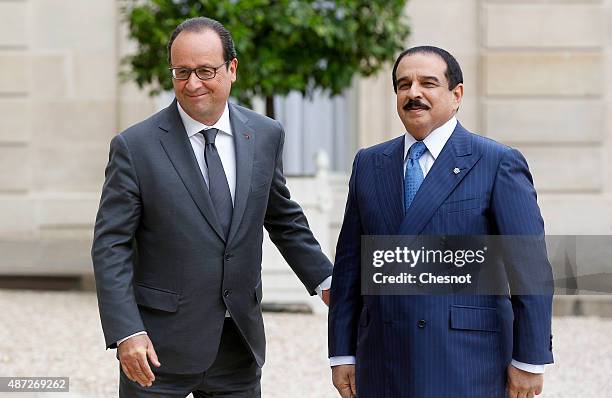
[507,364,543,398]
[321,289,330,306]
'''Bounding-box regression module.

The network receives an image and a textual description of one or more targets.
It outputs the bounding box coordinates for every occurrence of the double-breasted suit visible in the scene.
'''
[329,122,554,397]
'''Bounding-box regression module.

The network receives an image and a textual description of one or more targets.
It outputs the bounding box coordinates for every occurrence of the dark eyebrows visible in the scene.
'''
[171,64,216,69]
[396,75,442,86]
[420,75,441,84]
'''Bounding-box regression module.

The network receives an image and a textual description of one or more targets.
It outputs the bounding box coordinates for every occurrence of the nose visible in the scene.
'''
[185,71,202,91]
[407,83,422,99]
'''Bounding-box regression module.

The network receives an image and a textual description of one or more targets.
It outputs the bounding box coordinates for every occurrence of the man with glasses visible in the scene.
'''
[92,17,332,397]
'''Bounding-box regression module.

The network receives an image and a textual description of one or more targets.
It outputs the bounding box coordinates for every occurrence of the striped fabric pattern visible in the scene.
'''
[329,122,553,398]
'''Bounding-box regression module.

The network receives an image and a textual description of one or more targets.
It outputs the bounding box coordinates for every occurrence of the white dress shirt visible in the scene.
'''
[330,116,544,374]
[179,102,236,203]
[118,101,330,346]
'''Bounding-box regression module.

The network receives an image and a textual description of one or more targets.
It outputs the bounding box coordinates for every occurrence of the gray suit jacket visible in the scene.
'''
[91,100,332,374]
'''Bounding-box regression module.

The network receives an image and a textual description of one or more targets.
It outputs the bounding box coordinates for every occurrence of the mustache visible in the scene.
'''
[403,99,430,111]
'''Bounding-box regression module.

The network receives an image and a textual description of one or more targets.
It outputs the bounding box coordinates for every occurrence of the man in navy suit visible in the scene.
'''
[328,46,554,398]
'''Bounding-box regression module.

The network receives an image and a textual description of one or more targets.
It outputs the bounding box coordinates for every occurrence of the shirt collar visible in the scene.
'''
[177,101,233,138]
[404,116,457,161]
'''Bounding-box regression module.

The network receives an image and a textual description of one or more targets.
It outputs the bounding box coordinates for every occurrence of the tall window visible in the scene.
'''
[274,89,356,176]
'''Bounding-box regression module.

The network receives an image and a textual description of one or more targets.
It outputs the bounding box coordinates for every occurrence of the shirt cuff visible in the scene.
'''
[330,357,542,372]
[117,331,147,346]
[315,276,332,297]
[511,359,545,374]
[330,356,356,367]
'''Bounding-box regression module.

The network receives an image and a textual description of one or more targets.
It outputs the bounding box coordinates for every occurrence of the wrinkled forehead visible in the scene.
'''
[396,53,448,83]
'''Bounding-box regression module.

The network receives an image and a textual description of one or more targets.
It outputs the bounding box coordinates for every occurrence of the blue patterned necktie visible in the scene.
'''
[404,141,428,212]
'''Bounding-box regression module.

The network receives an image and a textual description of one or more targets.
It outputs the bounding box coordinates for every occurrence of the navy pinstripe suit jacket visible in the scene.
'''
[329,122,554,398]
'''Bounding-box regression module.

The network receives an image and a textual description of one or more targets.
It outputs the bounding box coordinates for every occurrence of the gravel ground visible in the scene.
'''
[0,290,611,397]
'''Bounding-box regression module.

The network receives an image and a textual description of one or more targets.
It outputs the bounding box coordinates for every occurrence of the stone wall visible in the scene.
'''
[0,0,155,245]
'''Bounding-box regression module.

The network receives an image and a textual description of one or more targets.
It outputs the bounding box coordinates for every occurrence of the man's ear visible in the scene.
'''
[229,58,238,83]
[452,83,464,111]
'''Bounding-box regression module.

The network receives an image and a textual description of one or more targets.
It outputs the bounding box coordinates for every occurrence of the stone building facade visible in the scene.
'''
[1,1,610,288]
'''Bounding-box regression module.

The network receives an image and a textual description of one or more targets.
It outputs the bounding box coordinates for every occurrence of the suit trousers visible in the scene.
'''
[119,318,261,397]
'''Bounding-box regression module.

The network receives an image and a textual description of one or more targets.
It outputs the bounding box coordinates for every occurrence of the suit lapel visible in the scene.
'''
[399,123,482,235]
[375,136,406,234]
[227,104,255,245]
[158,100,226,242]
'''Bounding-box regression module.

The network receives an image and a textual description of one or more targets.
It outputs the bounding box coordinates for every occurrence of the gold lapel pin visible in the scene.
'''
[453,167,460,175]
[244,133,251,140]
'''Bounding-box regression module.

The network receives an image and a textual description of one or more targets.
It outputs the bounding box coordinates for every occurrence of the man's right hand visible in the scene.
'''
[118,334,161,387]
[332,364,357,398]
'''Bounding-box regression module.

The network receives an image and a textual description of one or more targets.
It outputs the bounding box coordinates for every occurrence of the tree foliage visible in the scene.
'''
[122,0,410,109]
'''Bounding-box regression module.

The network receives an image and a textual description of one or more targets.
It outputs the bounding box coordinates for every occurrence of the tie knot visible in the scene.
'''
[202,128,219,145]
[408,141,427,161]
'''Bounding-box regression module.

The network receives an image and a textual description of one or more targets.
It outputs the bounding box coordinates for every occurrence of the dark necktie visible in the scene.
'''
[202,128,233,238]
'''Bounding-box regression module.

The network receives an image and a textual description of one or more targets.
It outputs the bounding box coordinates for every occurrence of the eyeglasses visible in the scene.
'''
[169,60,230,81]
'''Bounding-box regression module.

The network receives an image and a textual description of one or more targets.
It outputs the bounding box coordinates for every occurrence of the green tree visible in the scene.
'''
[122,0,410,118]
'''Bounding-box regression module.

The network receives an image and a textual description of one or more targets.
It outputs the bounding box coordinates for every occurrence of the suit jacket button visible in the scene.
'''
[223,289,231,298]
[225,253,232,261]
[417,319,426,328]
